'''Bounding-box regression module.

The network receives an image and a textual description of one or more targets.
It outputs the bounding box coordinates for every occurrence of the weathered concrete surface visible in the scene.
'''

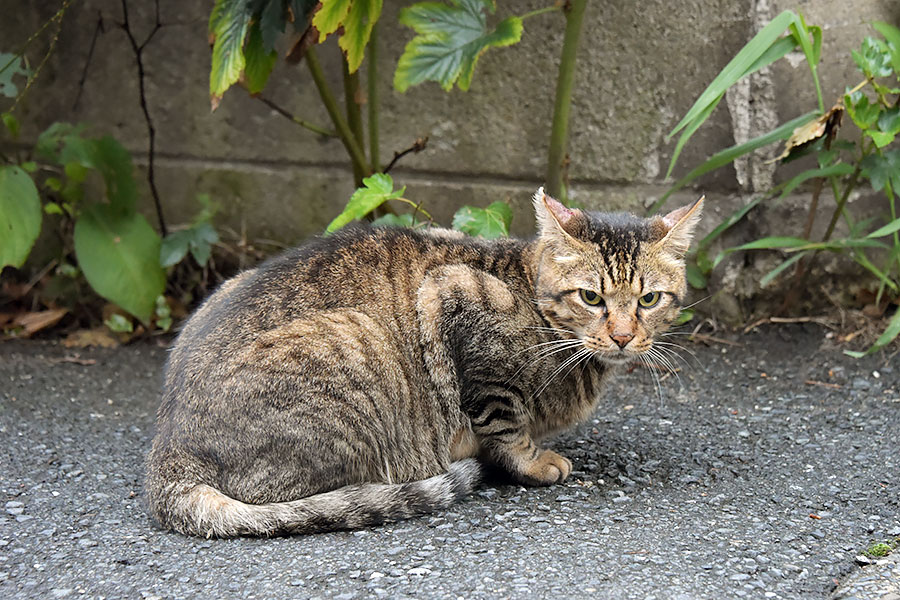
[1,326,899,599]
[1,0,896,317]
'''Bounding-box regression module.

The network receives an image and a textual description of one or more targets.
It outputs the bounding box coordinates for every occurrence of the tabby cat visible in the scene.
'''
[145,189,702,538]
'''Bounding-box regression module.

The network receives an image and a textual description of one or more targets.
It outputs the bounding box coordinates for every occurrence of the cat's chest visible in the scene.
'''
[528,355,608,438]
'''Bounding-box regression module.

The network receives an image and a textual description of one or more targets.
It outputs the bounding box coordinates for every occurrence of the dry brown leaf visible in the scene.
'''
[63,328,120,349]
[11,309,68,337]
[771,104,844,162]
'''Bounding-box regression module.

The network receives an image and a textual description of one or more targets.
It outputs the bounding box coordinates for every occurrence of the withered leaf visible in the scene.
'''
[772,104,844,162]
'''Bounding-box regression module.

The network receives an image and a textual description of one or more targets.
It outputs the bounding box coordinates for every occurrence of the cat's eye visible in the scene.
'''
[638,292,661,308]
[579,289,604,306]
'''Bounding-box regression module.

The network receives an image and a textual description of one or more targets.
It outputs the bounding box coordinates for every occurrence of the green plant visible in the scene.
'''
[206,0,586,238]
[865,539,898,557]
[660,11,900,355]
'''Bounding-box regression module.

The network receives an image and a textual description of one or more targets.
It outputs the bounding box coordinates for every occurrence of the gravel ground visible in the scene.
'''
[1,325,898,599]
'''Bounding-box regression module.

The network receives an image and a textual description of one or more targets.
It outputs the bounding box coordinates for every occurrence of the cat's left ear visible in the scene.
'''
[654,196,704,256]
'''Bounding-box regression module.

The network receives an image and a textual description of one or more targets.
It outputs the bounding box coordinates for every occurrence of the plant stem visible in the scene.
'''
[368,23,381,172]
[821,166,862,244]
[545,0,586,203]
[520,4,562,21]
[306,47,370,181]
[255,95,337,137]
[342,56,367,186]
[0,0,72,78]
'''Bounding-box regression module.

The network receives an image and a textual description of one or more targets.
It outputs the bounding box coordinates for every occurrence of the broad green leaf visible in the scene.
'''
[0,166,42,269]
[650,111,818,214]
[878,106,900,135]
[84,136,138,214]
[209,0,253,109]
[0,53,29,98]
[759,251,808,287]
[74,204,166,323]
[160,229,192,267]
[341,0,383,73]
[35,122,87,162]
[313,0,351,41]
[326,173,406,232]
[258,0,287,52]
[845,93,880,130]
[845,306,900,357]
[189,222,219,266]
[372,213,417,228]
[867,217,900,239]
[778,163,855,199]
[452,202,512,238]
[861,150,900,192]
[244,22,277,94]
[394,0,523,92]
[873,21,900,72]
[685,263,707,289]
[868,130,896,148]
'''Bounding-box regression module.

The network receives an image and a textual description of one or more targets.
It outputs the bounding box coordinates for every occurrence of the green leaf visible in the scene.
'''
[685,262,707,289]
[313,0,351,41]
[289,0,318,30]
[845,93,880,130]
[873,21,900,72]
[160,230,192,268]
[258,0,287,52]
[44,202,63,215]
[666,11,801,142]
[650,111,819,214]
[209,0,253,108]
[0,53,29,98]
[83,136,138,214]
[371,213,416,228]
[759,251,808,287]
[326,173,406,233]
[394,0,523,92]
[845,306,900,357]
[35,122,87,162]
[852,36,893,78]
[244,21,277,94]
[452,201,512,238]
[868,130,896,148]
[74,204,166,323]
[778,163,855,199]
[189,223,218,266]
[867,217,900,239]
[2,112,19,138]
[0,166,42,269]
[341,0,383,73]
[861,150,900,192]
[696,195,765,252]
[104,313,134,334]
[673,308,695,326]
[878,106,900,135]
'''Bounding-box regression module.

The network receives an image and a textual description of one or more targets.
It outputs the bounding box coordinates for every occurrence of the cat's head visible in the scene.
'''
[531,188,702,365]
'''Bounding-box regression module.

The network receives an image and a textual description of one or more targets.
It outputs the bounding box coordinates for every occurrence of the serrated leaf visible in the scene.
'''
[0,53,29,98]
[313,0,351,41]
[394,0,523,92]
[861,150,900,192]
[868,130,895,148]
[258,0,287,52]
[845,93,880,130]
[0,166,42,269]
[326,173,406,232]
[873,21,900,73]
[244,21,277,94]
[74,205,165,323]
[209,0,253,109]
[852,36,893,78]
[877,106,900,135]
[289,0,318,31]
[159,230,192,268]
[311,0,382,73]
[452,202,512,238]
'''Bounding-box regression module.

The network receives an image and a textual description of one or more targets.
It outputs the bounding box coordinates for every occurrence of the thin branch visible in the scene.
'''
[255,95,337,137]
[72,12,105,111]
[120,0,167,236]
[383,137,429,174]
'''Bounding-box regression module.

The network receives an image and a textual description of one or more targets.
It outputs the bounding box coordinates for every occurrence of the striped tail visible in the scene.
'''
[149,459,482,538]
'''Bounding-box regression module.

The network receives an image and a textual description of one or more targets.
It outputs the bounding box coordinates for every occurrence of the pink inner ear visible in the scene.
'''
[544,195,577,228]
[662,205,691,230]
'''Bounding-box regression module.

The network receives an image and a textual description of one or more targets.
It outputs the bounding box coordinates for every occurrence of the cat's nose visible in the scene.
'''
[611,332,634,348]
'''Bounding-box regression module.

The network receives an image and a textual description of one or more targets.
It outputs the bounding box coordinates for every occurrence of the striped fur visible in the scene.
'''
[145,189,702,537]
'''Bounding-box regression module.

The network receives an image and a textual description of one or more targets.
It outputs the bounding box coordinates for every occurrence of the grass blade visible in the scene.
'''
[760,251,808,287]
[778,163,854,199]
[844,306,900,357]
[867,217,900,239]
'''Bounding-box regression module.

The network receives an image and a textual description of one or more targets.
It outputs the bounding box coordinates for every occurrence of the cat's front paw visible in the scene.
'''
[520,449,572,486]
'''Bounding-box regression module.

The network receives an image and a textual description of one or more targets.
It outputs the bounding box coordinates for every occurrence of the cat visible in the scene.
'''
[145,188,702,538]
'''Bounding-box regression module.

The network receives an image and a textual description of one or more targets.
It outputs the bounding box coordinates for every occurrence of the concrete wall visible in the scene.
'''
[3,0,898,319]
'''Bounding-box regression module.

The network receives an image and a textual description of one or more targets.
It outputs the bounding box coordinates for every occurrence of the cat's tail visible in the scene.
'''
[147,459,482,538]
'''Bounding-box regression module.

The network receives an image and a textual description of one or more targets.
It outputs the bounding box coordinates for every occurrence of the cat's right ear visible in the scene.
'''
[533,188,587,243]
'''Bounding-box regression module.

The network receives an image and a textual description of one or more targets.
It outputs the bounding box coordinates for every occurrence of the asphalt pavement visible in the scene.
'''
[1,325,898,599]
